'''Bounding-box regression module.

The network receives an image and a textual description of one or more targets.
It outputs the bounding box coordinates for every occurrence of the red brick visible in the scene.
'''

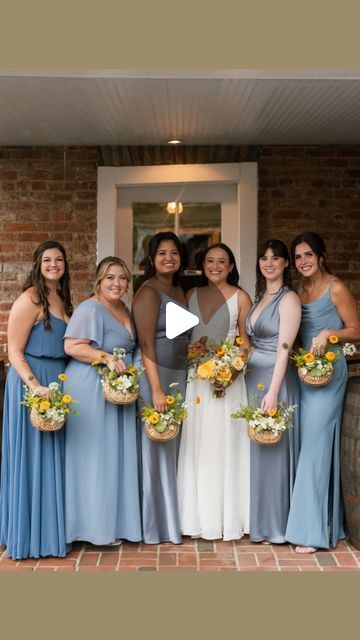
[79,553,100,566]
[178,553,197,566]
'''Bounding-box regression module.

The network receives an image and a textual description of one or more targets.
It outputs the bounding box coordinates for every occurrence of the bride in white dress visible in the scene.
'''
[177,243,252,540]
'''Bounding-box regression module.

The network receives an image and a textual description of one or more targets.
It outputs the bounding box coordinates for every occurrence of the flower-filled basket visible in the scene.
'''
[141,383,200,442]
[92,348,144,405]
[231,398,296,446]
[291,337,356,387]
[21,374,78,432]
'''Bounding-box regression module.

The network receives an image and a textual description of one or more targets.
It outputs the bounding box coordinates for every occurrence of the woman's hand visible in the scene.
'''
[310,330,330,356]
[261,389,278,415]
[32,385,52,397]
[152,389,168,413]
[106,355,127,374]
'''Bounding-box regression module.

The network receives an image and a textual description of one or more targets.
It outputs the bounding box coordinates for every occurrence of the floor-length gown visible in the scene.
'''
[64,299,142,545]
[135,287,189,544]
[0,314,68,559]
[285,284,347,549]
[246,288,300,543]
[177,289,250,540]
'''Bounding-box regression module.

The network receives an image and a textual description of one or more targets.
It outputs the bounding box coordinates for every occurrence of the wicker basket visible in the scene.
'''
[297,367,333,387]
[248,424,283,445]
[30,407,65,432]
[103,382,138,405]
[145,420,180,442]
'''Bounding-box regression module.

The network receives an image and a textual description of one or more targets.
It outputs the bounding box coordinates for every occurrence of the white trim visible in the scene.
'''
[97,163,258,296]
[2,69,360,79]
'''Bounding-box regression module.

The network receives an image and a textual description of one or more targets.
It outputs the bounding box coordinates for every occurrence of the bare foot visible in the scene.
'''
[295,545,317,554]
[261,541,272,545]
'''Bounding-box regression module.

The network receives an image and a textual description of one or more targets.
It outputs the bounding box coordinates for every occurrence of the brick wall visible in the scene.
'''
[0,147,98,355]
[1,145,359,355]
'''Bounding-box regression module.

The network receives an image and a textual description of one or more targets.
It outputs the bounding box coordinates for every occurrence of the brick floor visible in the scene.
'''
[1,536,360,572]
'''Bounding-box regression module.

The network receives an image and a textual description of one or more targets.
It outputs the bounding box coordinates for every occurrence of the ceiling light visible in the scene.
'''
[167,139,182,144]
[167,201,183,214]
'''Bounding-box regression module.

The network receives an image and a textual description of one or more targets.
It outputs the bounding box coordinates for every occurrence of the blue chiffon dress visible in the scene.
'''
[64,299,142,545]
[285,284,347,549]
[0,314,68,559]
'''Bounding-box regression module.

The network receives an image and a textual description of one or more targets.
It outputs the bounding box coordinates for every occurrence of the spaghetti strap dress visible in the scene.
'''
[135,287,189,544]
[0,314,68,559]
[285,284,347,549]
[246,288,300,543]
[177,289,250,540]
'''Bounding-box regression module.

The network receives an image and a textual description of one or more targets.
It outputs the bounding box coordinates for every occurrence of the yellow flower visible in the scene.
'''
[62,394,73,404]
[268,408,277,417]
[231,357,245,371]
[217,367,232,382]
[91,360,100,366]
[216,347,226,357]
[166,396,175,405]
[257,383,265,391]
[195,396,201,404]
[58,373,68,381]
[127,366,136,374]
[236,336,244,345]
[304,353,315,363]
[198,360,216,380]
[329,335,339,344]
[325,351,336,362]
[188,349,198,359]
[149,413,159,425]
[39,400,50,411]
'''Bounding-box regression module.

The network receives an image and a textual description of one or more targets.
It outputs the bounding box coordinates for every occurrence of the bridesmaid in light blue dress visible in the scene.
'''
[133,232,189,544]
[285,232,360,553]
[0,241,72,559]
[64,257,141,545]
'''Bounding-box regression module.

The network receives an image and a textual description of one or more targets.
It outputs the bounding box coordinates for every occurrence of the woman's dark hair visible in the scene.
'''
[200,243,240,287]
[23,240,72,329]
[143,232,185,285]
[255,239,292,301]
[290,231,332,274]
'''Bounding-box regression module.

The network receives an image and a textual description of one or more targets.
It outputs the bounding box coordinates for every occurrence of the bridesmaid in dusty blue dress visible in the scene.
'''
[286,232,360,553]
[64,257,141,545]
[0,241,72,559]
[245,240,301,544]
[133,232,189,544]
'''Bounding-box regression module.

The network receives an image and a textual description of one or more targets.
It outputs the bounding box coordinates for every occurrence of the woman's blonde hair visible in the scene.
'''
[94,256,131,295]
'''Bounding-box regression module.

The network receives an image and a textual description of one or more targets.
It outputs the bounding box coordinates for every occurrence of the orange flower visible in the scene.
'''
[91,360,100,366]
[195,396,201,404]
[325,351,336,362]
[62,394,73,404]
[268,408,277,417]
[329,335,339,344]
[166,396,175,405]
[236,336,244,345]
[216,347,226,357]
[58,373,68,381]
[304,353,315,363]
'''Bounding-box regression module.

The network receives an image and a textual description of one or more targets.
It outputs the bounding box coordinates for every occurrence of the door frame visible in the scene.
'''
[97,162,258,296]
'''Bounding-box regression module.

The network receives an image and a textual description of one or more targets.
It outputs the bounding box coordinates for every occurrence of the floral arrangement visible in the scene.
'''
[140,382,200,440]
[21,374,78,431]
[92,347,144,403]
[231,400,296,435]
[187,336,218,369]
[191,337,249,398]
[291,336,356,385]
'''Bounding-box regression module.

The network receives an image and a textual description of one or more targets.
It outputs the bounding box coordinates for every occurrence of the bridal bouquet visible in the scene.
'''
[231,392,296,445]
[291,336,356,387]
[194,337,249,398]
[21,373,79,432]
[140,383,201,442]
[92,347,144,404]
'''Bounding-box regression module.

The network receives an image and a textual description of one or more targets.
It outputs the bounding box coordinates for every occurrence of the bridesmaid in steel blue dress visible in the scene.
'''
[245,240,301,544]
[286,232,360,553]
[64,257,142,545]
[0,241,72,559]
[133,232,189,544]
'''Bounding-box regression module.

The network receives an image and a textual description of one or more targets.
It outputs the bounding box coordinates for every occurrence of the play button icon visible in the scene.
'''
[166,302,199,339]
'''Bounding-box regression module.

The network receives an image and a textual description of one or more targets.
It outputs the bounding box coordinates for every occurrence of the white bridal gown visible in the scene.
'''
[177,289,250,540]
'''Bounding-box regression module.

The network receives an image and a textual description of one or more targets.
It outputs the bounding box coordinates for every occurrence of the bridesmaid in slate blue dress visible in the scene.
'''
[246,240,301,544]
[286,232,360,553]
[133,232,189,544]
[0,241,72,559]
[64,257,141,545]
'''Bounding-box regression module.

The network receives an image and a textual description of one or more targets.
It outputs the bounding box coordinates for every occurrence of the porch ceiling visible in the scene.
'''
[0,69,360,146]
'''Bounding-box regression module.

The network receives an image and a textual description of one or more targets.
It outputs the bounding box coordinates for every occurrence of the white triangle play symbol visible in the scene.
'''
[165,302,199,339]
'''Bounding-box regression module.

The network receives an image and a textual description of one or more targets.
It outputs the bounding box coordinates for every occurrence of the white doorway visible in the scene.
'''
[97,163,258,297]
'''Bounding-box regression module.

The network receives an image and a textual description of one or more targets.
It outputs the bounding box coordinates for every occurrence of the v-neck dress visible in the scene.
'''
[64,299,142,545]
[245,287,300,543]
[177,289,250,540]
[0,313,69,559]
[285,285,347,549]
[134,287,189,544]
